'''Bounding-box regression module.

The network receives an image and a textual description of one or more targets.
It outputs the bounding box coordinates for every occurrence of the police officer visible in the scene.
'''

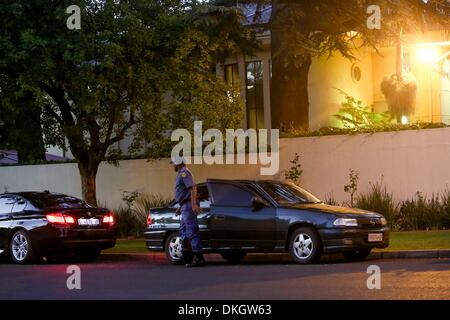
[171,156,205,267]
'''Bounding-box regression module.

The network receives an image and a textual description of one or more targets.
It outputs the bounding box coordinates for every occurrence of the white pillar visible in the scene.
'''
[262,54,272,129]
[237,54,248,129]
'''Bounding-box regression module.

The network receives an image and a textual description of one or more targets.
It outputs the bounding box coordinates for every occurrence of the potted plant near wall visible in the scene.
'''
[380,25,418,124]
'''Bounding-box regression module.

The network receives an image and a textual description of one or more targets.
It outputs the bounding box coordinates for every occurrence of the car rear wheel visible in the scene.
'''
[289,227,322,264]
[165,233,184,265]
[10,230,36,264]
[220,251,247,264]
[343,249,372,261]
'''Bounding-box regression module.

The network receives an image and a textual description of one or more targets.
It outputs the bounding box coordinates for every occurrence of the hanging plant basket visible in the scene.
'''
[380,72,418,122]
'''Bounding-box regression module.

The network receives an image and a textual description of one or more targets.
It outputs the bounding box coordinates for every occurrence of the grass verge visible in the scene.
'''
[104,230,450,254]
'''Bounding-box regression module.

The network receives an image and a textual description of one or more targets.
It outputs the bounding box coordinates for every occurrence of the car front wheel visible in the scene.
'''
[289,227,322,264]
[10,230,36,264]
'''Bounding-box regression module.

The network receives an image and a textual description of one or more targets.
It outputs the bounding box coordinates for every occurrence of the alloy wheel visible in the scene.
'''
[12,233,29,262]
[292,233,314,260]
[168,236,183,261]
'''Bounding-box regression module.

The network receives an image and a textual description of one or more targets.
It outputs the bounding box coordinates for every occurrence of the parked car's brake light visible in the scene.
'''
[147,210,152,225]
[46,213,75,225]
[102,213,114,225]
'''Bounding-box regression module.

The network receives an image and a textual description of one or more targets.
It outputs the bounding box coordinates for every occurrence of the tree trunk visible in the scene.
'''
[270,50,312,130]
[78,163,99,206]
[270,1,312,131]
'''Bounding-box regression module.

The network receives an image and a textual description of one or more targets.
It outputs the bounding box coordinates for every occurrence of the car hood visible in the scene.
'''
[282,203,381,217]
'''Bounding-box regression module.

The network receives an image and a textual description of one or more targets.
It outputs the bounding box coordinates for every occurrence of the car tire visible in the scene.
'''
[9,230,36,264]
[343,249,372,261]
[165,232,184,265]
[289,227,322,264]
[77,249,101,262]
[220,251,247,264]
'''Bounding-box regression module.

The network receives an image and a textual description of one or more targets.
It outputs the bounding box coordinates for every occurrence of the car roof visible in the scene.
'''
[206,179,280,184]
[0,191,69,200]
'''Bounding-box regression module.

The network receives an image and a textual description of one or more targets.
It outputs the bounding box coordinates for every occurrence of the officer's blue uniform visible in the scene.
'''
[175,166,202,253]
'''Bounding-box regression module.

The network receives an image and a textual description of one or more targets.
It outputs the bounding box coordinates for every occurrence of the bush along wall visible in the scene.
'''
[113,192,171,238]
[353,183,450,231]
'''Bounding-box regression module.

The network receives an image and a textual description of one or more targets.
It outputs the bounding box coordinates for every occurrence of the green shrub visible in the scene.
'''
[344,169,359,207]
[397,192,442,231]
[283,153,303,185]
[130,193,171,226]
[113,193,171,238]
[333,89,391,128]
[280,122,447,138]
[355,181,399,229]
[438,190,450,229]
[113,206,145,238]
[324,192,339,206]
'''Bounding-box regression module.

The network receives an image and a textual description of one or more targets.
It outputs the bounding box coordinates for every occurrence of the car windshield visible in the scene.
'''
[259,182,322,205]
[30,194,90,209]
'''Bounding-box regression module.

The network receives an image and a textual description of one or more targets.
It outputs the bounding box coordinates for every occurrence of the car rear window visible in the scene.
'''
[30,194,90,209]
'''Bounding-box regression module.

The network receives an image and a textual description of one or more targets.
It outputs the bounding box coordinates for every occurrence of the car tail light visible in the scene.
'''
[102,213,114,225]
[46,213,75,225]
[147,210,152,226]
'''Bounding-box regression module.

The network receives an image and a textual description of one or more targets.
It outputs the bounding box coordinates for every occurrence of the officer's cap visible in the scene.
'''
[170,155,186,165]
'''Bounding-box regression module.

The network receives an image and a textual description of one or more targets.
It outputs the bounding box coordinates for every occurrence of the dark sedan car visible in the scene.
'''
[0,191,116,264]
[145,179,389,264]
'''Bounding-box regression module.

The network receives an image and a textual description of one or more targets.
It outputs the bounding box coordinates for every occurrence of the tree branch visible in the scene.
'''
[106,108,136,146]
[38,82,75,126]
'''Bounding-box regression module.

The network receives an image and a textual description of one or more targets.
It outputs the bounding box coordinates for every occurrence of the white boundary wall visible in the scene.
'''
[1,127,450,208]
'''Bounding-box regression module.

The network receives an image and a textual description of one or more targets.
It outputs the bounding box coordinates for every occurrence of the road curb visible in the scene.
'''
[102,250,450,261]
[370,249,450,259]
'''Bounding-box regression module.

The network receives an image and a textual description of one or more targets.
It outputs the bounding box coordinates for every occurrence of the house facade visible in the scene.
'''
[45,5,450,159]
[217,6,450,131]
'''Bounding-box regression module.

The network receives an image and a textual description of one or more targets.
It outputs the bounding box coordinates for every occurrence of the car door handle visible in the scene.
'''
[214,215,225,220]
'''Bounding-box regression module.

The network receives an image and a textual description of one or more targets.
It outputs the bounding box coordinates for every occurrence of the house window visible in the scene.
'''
[224,64,240,87]
[246,61,265,129]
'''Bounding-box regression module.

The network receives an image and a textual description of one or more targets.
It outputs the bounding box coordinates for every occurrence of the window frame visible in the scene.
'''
[168,184,211,209]
[245,60,265,130]
[0,196,16,217]
[208,181,261,208]
[11,196,29,215]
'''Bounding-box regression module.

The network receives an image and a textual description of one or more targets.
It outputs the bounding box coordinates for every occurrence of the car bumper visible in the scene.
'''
[319,227,389,253]
[144,230,167,251]
[31,225,116,254]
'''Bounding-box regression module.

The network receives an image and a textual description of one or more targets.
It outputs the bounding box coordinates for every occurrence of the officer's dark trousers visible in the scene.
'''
[179,203,202,252]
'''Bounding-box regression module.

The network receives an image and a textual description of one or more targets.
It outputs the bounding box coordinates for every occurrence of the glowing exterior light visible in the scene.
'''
[401,115,409,125]
[416,47,439,64]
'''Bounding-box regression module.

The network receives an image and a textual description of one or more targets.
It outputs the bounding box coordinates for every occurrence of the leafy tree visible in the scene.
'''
[215,0,450,130]
[0,0,254,204]
[0,75,46,162]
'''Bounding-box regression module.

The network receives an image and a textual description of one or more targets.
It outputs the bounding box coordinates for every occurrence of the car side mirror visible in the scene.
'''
[251,196,268,211]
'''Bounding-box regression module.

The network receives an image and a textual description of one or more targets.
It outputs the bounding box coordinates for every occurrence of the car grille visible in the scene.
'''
[358,217,383,228]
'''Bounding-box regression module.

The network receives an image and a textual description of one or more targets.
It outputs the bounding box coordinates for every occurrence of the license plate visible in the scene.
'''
[368,233,383,242]
[78,218,100,226]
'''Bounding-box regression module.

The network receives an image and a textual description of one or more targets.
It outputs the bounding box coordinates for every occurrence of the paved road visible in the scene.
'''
[0,254,449,300]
